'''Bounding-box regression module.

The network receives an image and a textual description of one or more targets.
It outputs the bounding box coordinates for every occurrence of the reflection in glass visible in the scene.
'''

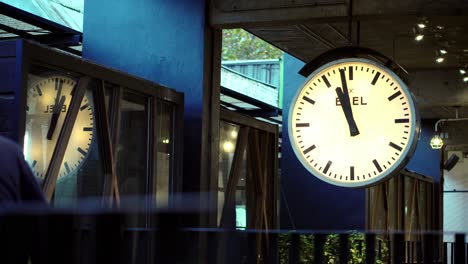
[24,70,105,207]
[116,91,149,227]
[218,121,246,227]
[154,100,174,208]
[24,74,95,181]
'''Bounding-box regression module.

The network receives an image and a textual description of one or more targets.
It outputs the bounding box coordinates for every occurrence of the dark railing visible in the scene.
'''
[0,210,466,264]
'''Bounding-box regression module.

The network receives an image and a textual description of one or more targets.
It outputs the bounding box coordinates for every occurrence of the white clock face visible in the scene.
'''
[288,58,419,187]
[24,75,95,180]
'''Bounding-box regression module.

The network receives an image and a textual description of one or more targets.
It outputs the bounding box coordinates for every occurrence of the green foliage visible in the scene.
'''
[278,232,390,264]
[222,29,283,61]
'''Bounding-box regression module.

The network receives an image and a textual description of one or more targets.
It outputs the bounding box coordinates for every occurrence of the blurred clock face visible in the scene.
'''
[24,75,95,180]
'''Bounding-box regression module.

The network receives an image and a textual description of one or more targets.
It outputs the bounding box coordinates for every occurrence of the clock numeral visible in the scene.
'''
[302,96,315,105]
[372,159,383,173]
[388,91,402,101]
[389,142,403,152]
[323,160,332,174]
[83,127,93,132]
[371,72,381,85]
[321,75,331,88]
[77,147,87,156]
[31,160,37,168]
[348,66,353,80]
[395,118,409,123]
[350,166,355,181]
[296,123,310,127]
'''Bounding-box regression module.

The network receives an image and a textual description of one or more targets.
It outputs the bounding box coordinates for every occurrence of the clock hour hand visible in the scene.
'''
[335,87,360,136]
[46,95,66,140]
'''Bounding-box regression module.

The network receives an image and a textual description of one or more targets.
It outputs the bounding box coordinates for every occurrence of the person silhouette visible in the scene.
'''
[0,135,46,264]
[0,136,45,202]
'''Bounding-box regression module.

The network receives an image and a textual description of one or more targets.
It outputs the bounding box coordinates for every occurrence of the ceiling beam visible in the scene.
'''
[210,0,468,28]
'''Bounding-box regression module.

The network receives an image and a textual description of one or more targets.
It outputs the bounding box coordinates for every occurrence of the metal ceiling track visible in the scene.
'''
[0,2,82,55]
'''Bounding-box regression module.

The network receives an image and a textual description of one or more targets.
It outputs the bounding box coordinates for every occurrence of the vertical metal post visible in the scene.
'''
[339,233,349,264]
[366,233,376,264]
[392,233,404,264]
[454,234,465,264]
[289,233,300,264]
[314,233,325,264]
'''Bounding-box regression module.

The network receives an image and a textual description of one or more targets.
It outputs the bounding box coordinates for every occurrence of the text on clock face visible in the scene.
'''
[335,96,367,106]
[44,104,67,113]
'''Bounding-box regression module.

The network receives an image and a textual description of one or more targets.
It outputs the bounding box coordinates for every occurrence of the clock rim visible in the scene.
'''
[25,74,96,180]
[287,57,420,188]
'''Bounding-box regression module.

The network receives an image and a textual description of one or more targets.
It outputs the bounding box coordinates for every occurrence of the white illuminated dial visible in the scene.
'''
[288,58,419,187]
[24,75,94,180]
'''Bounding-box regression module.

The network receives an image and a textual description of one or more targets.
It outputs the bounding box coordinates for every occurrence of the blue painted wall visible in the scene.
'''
[281,53,441,230]
[82,0,206,193]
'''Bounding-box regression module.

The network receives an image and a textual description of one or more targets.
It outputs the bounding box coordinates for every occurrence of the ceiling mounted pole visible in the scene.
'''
[348,0,353,45]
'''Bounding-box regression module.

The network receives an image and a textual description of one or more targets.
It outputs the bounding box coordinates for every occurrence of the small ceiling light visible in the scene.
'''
[459,69,466,75]
[435,50,445,63]
[417,23,426,29]
[439,48,448,55]
[430,134,444,149]
[436,25,444,30]
[463,76,468,82]
[413,26,424,42]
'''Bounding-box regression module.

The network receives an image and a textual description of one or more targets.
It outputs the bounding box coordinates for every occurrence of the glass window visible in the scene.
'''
[154,100,174,208]
[218,121,240,226]
[116,90,149,227]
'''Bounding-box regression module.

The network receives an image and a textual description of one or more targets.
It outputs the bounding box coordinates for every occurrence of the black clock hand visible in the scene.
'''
[336,69,360,136]
[335,88,359,136]
[46,95,66,140]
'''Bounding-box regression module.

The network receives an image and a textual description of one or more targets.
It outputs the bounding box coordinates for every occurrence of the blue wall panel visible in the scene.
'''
[281,53,440,230]
[82,0,206,192]
[406,119,441,181]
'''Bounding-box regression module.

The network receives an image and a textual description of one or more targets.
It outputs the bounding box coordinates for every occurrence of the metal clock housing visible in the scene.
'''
[288,58,420,188]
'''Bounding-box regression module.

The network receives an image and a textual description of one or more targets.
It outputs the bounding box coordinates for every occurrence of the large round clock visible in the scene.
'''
[288,58,420,188]
[23,75,95,180]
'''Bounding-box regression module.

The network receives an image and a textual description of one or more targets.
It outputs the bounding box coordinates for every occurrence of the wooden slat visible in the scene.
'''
[219,126,249,228]
[42,76,89,201]
[94,82,118,206]
[109,85,122,206]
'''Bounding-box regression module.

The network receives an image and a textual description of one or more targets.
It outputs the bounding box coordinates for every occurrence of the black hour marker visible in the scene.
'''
[31,160,37,168]
[395,118,409,123]
[323,160,332,174]
[350,166,355,181]
[83,127,93,132]
[77,147,87,156]
[36,86,42,96]
[349,66,353,80]
[322,75,331,88]
[371,72,381,85]
[388,91,402,101]
[80,103,90,111]
[372,159,383,173]
[296,123,310,127]
[389,142,403,151]
[64,162,71,174]
[302,96,315,105]
[303,144,316,154]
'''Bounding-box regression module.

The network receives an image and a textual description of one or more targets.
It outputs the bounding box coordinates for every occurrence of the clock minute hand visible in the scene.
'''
[46,95,66,140]
[335,87,360,137]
